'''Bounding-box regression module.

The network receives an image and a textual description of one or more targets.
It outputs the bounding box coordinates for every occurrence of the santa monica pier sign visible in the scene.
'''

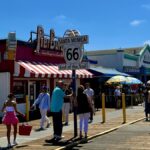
[58,32,89,70]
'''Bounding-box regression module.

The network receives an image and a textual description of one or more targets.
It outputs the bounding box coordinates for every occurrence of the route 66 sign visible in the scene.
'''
[63,44,83,64]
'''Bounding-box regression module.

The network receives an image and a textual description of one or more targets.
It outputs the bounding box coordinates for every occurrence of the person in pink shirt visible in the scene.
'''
[2,93,25,148]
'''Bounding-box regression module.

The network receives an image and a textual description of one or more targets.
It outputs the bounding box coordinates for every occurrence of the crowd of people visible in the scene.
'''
[1,81,95,147]
[2,80,150,148]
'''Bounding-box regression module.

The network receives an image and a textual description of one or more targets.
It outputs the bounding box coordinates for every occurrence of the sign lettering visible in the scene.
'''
[58,62,89,70]
[34,26,62,56]
[58,35,88,45]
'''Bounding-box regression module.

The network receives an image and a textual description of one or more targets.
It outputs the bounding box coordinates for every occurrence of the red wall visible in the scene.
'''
[15,41,65,64]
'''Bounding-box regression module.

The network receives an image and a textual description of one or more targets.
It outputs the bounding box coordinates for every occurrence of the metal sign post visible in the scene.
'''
[58,34,89,137]
[72,69,77,137]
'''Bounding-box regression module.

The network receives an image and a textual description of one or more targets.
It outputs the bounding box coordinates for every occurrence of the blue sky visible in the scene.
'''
[0,0,150,51]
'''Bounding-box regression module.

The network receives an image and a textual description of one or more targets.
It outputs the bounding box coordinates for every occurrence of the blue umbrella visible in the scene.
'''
[122,77,143,85]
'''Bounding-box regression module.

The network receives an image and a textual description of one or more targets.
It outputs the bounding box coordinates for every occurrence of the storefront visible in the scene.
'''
[86,45,150,83]
[0,26,93,117]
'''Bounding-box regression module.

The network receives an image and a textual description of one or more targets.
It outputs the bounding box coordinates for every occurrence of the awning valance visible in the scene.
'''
[89,66,130,77]
[14,61,93,78]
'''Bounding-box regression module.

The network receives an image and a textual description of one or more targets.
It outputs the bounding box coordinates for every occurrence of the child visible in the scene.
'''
[1,93,25,148]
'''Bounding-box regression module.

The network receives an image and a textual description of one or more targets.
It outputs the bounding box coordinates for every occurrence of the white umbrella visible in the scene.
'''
[147,80,150,84]
[106,75,127,84]
[106,76,142,85]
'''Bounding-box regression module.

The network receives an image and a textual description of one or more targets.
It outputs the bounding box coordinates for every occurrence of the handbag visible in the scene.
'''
[19,123,32,136]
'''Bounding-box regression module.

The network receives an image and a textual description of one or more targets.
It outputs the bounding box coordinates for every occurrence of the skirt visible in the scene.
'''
[2,112,19,125]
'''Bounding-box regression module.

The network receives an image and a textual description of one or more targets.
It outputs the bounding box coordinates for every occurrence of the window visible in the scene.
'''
[13,81,28,103]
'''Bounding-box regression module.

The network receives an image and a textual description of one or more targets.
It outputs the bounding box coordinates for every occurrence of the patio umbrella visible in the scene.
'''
[106,75,142,85]
[147,80,150,84]
[106,75,127,84]
[123,77,143,85]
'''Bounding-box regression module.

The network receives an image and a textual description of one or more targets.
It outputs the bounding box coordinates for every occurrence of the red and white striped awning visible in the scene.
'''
[14,61,93,78]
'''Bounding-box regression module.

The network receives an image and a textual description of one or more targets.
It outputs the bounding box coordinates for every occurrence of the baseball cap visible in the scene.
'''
[41,86,48,90]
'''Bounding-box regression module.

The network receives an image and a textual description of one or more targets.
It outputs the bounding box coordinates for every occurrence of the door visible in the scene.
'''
[28,81,36,107]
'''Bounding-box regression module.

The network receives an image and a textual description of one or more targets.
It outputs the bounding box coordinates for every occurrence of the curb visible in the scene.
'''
[55,117,145,150]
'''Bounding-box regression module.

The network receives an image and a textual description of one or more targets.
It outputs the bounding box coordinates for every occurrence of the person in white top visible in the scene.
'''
[31,86,51,131]
[84,83,95,123]
[114,86,121,109]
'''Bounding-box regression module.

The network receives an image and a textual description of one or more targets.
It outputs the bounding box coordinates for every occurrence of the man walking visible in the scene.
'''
[84,83,95,123]
[31,86,50,131]
[45,80,72,143]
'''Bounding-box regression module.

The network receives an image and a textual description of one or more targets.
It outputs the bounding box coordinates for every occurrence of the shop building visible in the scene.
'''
[85,45,150,83]
[0,26,93,117]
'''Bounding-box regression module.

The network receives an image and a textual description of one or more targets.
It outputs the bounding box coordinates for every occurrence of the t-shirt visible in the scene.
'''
[84,88,94,104]
[51,86,65,112]
[64,88,72,103]
[84,88,94,97]
[114,89,121,96]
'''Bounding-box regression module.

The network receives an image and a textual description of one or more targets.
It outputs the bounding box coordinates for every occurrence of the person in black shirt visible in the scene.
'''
[62,83,73,126]
[143,84,150,121]
[77,85,91,139]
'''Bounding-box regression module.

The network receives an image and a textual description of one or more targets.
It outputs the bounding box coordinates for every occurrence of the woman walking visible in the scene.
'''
[1,93,24,148]
[77,85,91,139]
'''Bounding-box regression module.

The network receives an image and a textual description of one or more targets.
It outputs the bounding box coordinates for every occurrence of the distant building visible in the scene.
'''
[85,45,150,83]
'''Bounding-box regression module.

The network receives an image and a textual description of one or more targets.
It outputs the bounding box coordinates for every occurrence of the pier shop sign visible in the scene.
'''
[31,26,63,57]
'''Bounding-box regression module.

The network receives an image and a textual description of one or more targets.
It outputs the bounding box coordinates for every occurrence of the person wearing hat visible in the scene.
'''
[31,86,51,130]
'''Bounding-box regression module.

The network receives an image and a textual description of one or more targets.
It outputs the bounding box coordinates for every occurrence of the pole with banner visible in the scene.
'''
[58,34,89,137]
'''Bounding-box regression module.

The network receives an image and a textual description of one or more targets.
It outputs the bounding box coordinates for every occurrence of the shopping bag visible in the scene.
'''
[19,123,32,136]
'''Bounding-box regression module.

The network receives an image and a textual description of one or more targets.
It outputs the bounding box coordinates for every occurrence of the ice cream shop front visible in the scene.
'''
[0,26,93,117]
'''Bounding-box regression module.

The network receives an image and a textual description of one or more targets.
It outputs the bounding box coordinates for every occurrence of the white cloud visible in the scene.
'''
[53,15,67,24]
[130,20,145,26]
[55,15,67,20]
[52,14,74,28]
[142,4,150,9]
[144,40,150,45]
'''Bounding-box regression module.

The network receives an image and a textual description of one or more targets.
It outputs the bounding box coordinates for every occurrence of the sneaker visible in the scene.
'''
[46,123,50,128]
[85,135,88,139]
[12,141,18,146]
[53,137,61,143]
[7,143,12,148]
[45,137,55,143]
[35,127,45,131]
[63,122,68,126]
[88,120,93,123]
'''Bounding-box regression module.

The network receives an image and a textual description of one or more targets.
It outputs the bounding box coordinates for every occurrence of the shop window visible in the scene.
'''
[13,81,28,103]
